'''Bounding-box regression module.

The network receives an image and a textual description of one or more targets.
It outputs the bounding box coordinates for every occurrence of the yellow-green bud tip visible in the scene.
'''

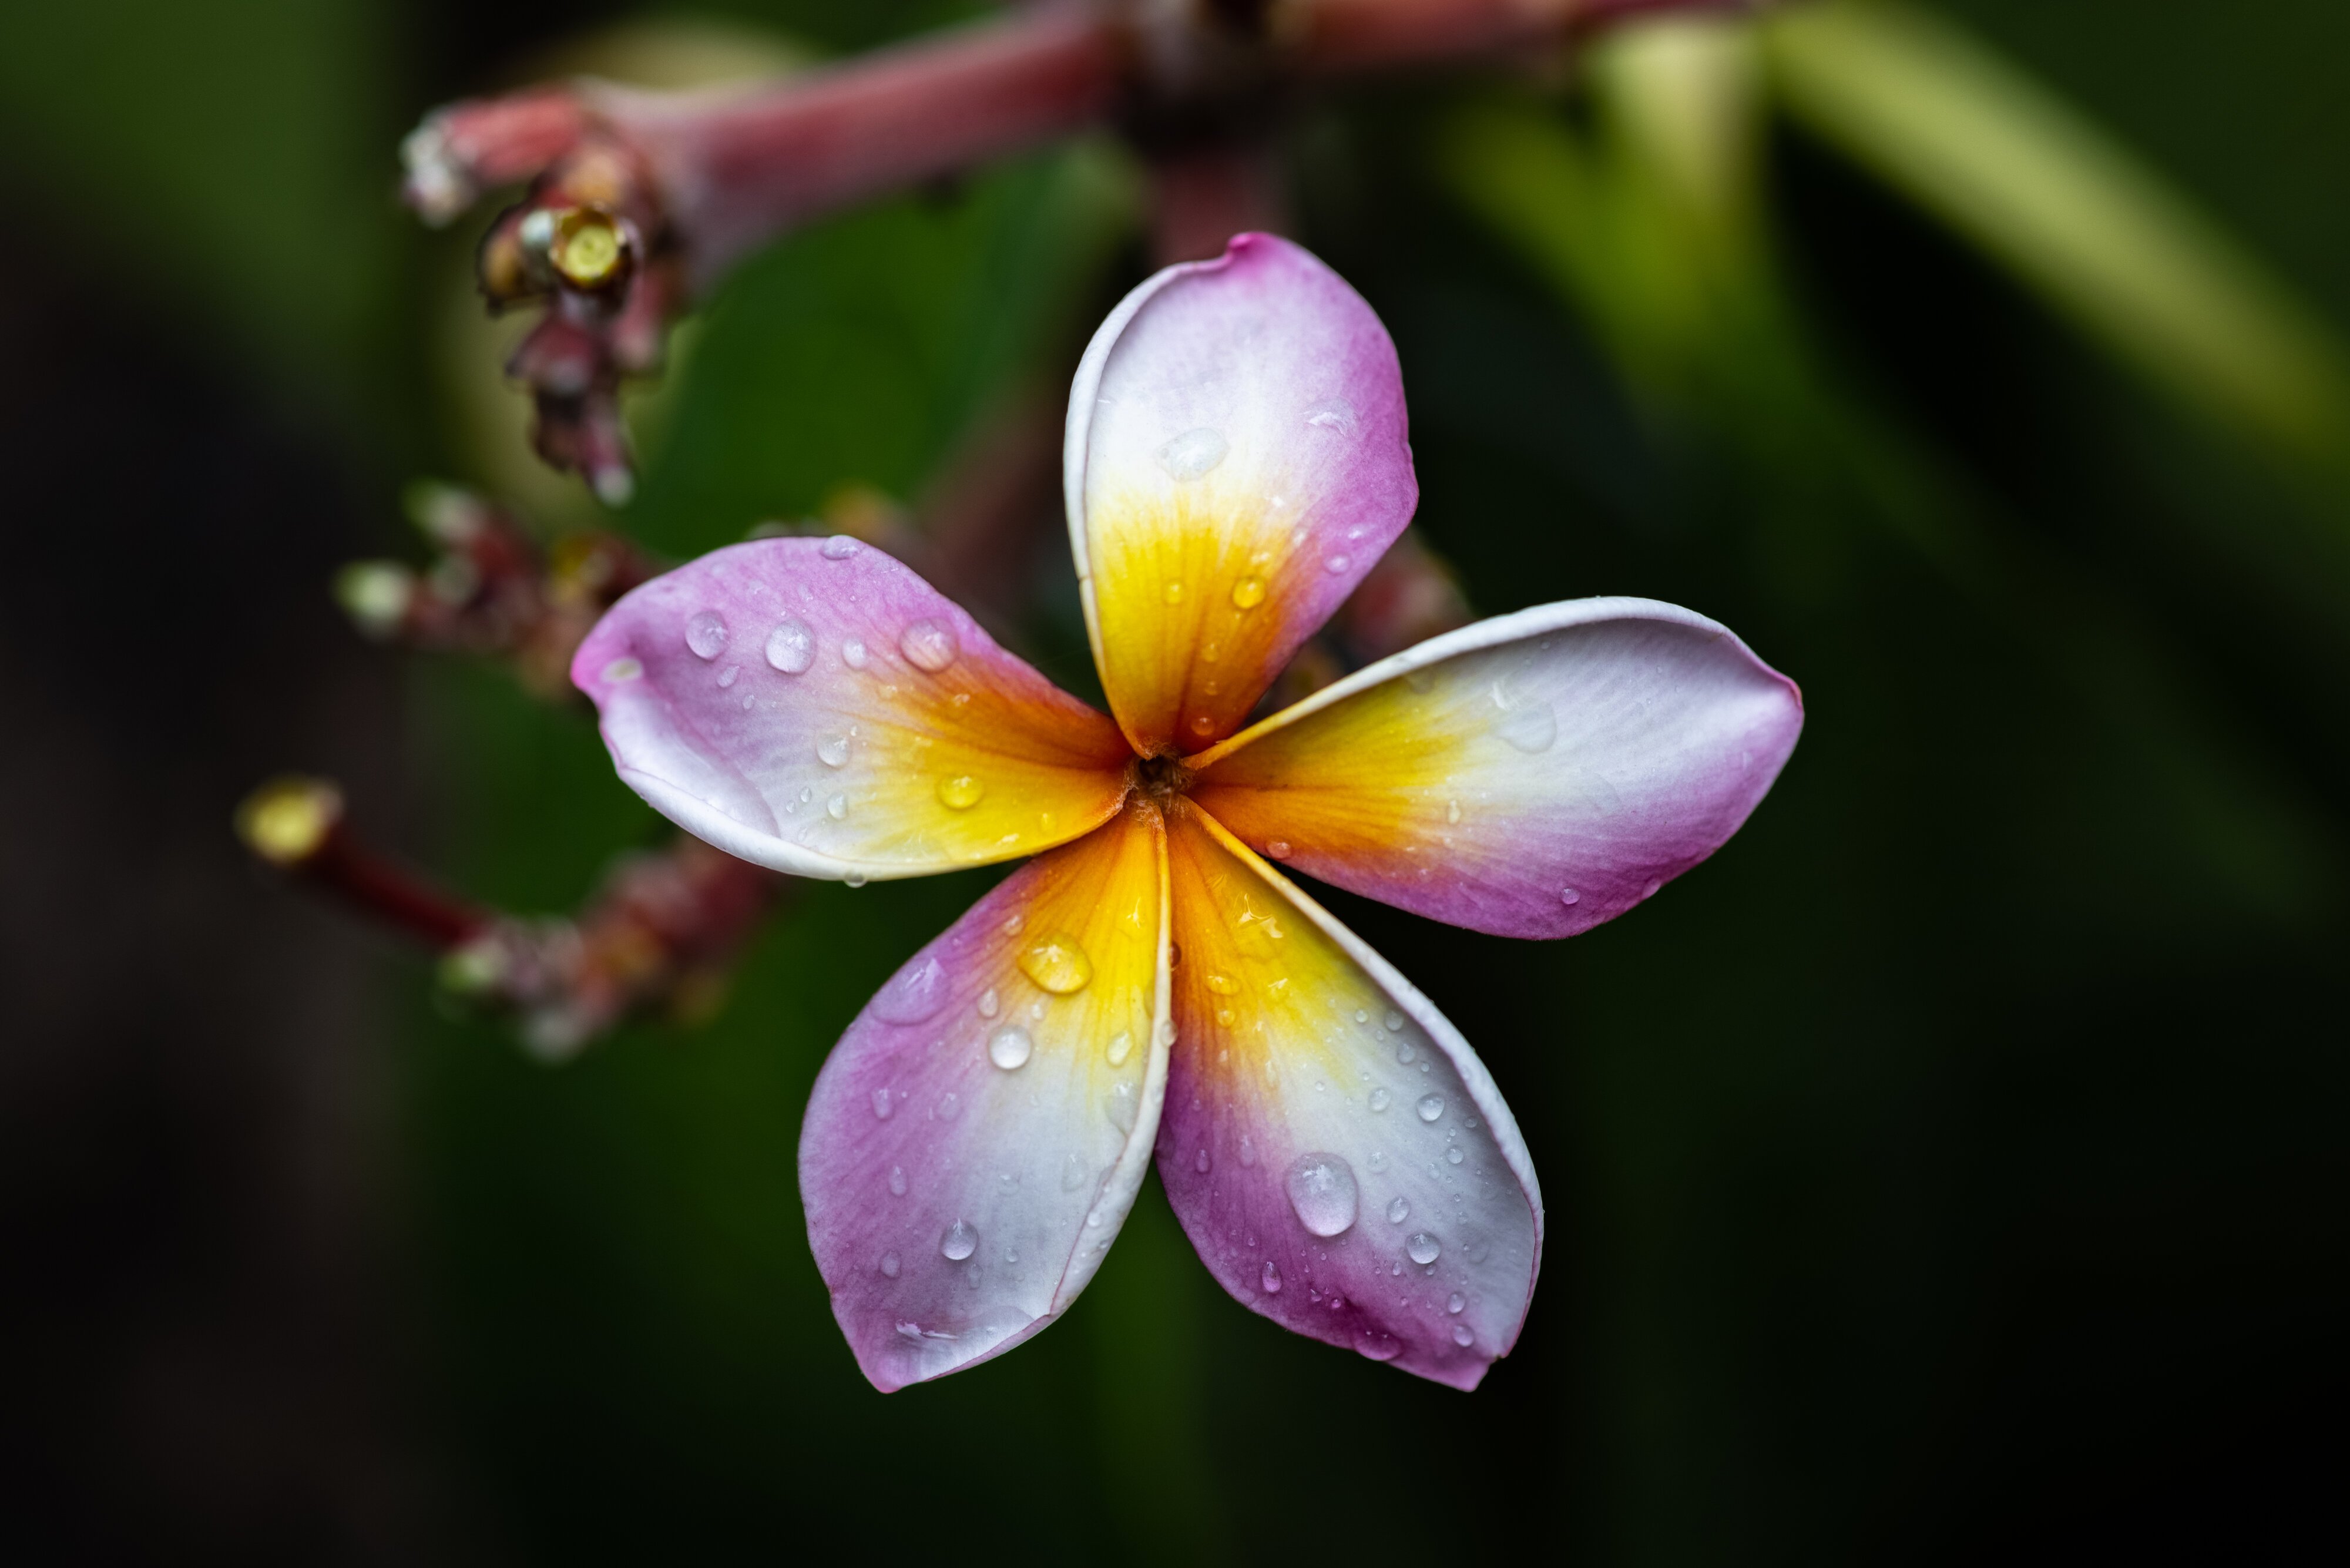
[236,776,345,866]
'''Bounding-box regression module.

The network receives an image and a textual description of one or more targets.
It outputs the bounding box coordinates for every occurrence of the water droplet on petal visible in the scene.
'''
[1305,397,1358,432]
[1238,1135,1257,1167]
[1369,1087,1391,1112]
[1560,887,1580,906]
[1367,1150,1388,1173]
[1447,1291,1466,1314]
[874,957,947,1025]
[817,733,850,768]
[1446,798,1461,824]
[764,616,815,673]
[1195,1147,1211,1173]
[685,609,728,660]
[1355,1328,1402,1362]
[888,1164,908,1196]
[827,794,848,820]
[1446,1146,1465,1165]
[1061,1153,1089,1191]
[1384,1010,1405,1033]
[1261,1260,1283,1294]
[1231,576,1266,610]
[987,1024,1033,1070]
[940,1220,978,1261]
[1106,1081,1138,1133]
[1452,1324,1475,1347]
[870,1089,893,1120]
[841,637,868,669]
[1416,1093,1444,1123]
[820,535,860,559]
[937,1092,959,1120]
[978,988,999,1018]
[1156,426,1228,481]
[1265,840,1292,859]
[602,657,642,683]
[899,618,959,672]
[717,664,738,688]
[1284,1152,1359,1237]
[1106,1030,1133,1066]
[1204,972,1239,996]
[1493,691,1557,753]
[844,873,867,888]
[1643,877,1661,898]
[881,1251,900,1278]
[1386,1196,1409,1224]
[1162,581,1184,605]
[1324,554,1351,574]
[1407,1231,1442,1265]
[1018,932,1093,995]
[936,774,984,810]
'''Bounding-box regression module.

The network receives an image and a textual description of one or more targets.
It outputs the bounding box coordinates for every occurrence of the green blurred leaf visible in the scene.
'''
[1766,0,2350,461]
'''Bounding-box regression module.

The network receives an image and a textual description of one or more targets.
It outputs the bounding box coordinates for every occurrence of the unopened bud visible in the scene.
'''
[236,776,345,867]
[334,561,417,637]
[549,207,629,290]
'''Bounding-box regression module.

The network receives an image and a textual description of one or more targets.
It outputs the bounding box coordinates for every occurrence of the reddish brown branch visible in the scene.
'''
[404,0,1750,495]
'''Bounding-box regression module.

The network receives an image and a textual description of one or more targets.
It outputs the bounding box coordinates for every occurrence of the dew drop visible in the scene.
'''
[871,957,946,1026]
[1106,1080,1138,1133]
[1643,877,1661,898]
[1369,1088,1391,1112]
[601,657,642,683]
[1446,1146,1466,1165]
[899,618,959,672]
[717,664,739,688]
[764,616,815,674]
[1204,972,1240,996]
[1385,1011,1405,1033]
[1560,887,1580,906]
[1265,840,1292,859]
[841,637,868,670]
[1002,914,1024,936]
[1305,397,1358,432]
[888,1164,908,1196]
[820,535,860,559]
[1190,714,1216,736]
[1195,1147,1211,1174]
[1386,1196,1410,1224]
[1354,1009,1371,1024]
[1367,1150,1388,1173]
[1324,554,1351,574]
[1466,1240,1492,1265]
[1156,426,1228,481]
[685,609,728,660]
[1447,1291,1466,1314]
[817,733,850,768]
[1446,798,1462,824]
[1061,1153,1089,1191]
[1231,576,1266,610]
[1284,1152,1359,1237]
[827,794,848,820]
[940,1219,978,1261]
[1416,1093,1444,1123]
[936,774,985,811]
[844,872,867,888]
[1355,1328,1402,1362]
[1452,1324,1475,1348]
[1018,932,1093,995]
[987,1023,1033,1070]
[978,988,999,1018]
[1261,1260,1283,1294]
[1106,1030,1133,1067]
[1396,1039,1416,1065]
[881,1251,901,1278]
[871,1089,893,1120]
[1162,581,1184,605]
[1493,693,1557,753]
[1407,1231,1442,1265]
[1238,1135,1257,1167]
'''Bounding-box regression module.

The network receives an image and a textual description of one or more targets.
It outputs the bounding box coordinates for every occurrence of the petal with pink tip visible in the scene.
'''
[1157,804,1540,1389]
[1189,598,1802,938]
[572,538,1134,880]
[1066,232,1419,756]
[800,804,1171,1390]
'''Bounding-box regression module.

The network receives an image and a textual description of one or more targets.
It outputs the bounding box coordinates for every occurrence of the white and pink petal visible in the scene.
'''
[798,805,1171,1389]
[572,537,1134,881]
[1190,597,1804,939]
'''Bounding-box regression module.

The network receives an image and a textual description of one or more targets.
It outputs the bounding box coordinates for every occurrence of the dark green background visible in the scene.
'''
[1,2,2339,1562]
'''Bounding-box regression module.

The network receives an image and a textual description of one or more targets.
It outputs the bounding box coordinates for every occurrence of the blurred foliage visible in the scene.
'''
[5,0,2345,1562]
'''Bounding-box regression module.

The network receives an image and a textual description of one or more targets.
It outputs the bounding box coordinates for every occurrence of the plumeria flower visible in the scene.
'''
[570,234,1802,1391]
